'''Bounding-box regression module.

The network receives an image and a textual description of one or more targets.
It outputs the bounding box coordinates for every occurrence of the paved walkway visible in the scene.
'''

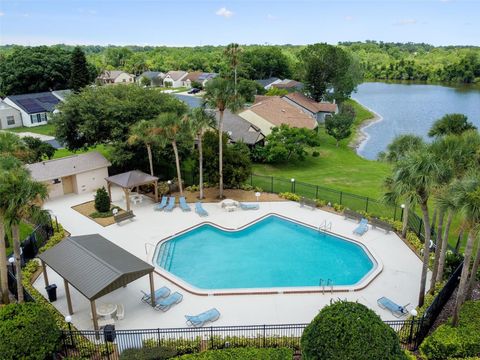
[34,188,428,330]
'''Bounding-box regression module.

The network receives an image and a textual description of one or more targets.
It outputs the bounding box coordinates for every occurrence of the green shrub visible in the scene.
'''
[406,231,423,253]
[94,186,111,212]
[315,199,327,207]
[120,346,177,360]
[312,150,320,157]
[420,301,480,360]
[175,347,293,359]
[279,192,301,202]
[0,302,61,360]
[186,184,200,192]
[143,338,201,355]
[333,203,345,212]
[157,181,170,196]
[301,301,407,360]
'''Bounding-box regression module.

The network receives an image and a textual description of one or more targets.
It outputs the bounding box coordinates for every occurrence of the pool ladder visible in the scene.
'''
[319,278,334,294]
[318,220,332,232]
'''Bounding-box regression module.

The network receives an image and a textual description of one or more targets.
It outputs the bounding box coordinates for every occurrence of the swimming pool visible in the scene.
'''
[154,215,376,290]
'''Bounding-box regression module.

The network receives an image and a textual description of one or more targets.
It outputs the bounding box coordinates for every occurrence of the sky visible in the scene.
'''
[0,0,479,47]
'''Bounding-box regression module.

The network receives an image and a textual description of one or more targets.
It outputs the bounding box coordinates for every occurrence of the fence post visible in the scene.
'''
[210,327,214,349]
[418,218,423,237]
[365,198,369,213]
[271,176,273,193]
[393,206,397,221]
[250,174,253,186]
[263,324,266,348]
[315,186,319,199]
[339,192,343,205]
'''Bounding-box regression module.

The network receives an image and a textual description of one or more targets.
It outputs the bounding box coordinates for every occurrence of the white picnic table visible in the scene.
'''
[96,303,117,318]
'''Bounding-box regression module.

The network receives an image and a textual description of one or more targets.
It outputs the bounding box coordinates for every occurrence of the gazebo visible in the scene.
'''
[105,170,159,211]
[38,234,156,331]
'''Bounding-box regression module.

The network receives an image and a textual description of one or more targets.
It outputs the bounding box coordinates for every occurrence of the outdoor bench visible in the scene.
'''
[370,218,393,233]
[343,209,364,222]
[114,210,136,224]
[300,197,317,210]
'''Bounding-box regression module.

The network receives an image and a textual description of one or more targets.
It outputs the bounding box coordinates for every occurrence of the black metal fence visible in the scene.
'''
[248,174,430,239]
[58,319,423,359]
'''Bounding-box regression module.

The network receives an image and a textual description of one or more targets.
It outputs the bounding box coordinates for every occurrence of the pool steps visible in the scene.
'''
[157,240,177,271]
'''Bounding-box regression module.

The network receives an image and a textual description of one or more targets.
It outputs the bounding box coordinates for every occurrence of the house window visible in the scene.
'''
[30,113,48,124]
[122,79,126,82]
[6,116,15,125]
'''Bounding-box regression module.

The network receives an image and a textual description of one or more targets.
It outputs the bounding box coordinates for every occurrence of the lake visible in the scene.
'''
[353,82,480,160]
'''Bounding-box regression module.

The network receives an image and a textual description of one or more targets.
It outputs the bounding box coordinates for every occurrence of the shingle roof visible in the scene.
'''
[137,71,166,80]
[51,89,72,101]
[256,77,280,88]
[284,92,338,113]
[7,92,61,114]
[38,234,154,300]
[165,71,188,81]
[182,71,202,82]
[215,110,264,145]
[97,70,127,80]
[245,96,317,130]
[272,79,303,90]
[26,151,111,181]
[105,170,158,189]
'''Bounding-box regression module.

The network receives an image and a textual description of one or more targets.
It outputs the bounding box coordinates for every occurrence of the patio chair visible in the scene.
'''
[353,218,369,236]
[164,196,176,212]
[141,287,170,304]
[179,196,191,212]
[377,297,410,318]
[239,202,259,210]
[154,292,183,312]
[195,202,209,217]
[154,196,168,211]
[185,308,220,327]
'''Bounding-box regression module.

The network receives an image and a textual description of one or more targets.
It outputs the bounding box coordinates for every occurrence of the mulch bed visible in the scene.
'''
[71,201,125,227]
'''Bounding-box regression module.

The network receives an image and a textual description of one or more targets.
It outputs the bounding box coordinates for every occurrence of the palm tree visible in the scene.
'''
[203,78,245,198]
[224,43,242,94]
[189,108,216,199]
[0,132,32,162]
[4,168,48,303]
[156,112,191,196]
[0,156,24,304]
[445,173,480,326]
[392,147,439,307]
[128,119,161,176]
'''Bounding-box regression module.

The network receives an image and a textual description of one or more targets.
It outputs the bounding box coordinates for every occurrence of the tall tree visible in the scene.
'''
[128,119,163,176]
[156,112,191,196]
[391,147,439,307]
[203,78,245,198]
[70,46,91,92]
[0,132,33,163]
[0,156,23,304]
[299,43,362,102]
[224,43,242,94]
[189,108,216,199]
[428,114,476,138]
[325,105,355,147]
[4,168,48,303]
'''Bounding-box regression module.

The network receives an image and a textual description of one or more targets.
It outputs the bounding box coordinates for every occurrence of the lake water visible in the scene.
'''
[353,82,480,160]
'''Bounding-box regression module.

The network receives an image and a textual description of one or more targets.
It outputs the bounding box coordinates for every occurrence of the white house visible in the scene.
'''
[0,100,23,129]
[3,92,62,128]
[25,152,111,199]
[136,71,166,87]
[163,71,188,88]
[255,77,282,90]
[97,70,135,85]
[183,72,218,88]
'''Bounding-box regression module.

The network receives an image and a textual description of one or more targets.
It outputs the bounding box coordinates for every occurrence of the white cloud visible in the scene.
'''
[0,12,4,17]
[215,7,233,18]
[394,19,417,26]
[344,15,353,21]
[267,14,277,20]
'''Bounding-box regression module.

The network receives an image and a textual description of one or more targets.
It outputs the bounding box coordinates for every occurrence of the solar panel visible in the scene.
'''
[17,99,45,113]
[37,95,59,104]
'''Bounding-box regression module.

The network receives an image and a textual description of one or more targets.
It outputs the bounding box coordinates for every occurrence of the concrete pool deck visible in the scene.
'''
[34,188,429,330]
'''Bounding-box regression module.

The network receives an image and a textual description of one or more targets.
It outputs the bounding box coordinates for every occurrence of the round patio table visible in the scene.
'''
[96,303,117,318]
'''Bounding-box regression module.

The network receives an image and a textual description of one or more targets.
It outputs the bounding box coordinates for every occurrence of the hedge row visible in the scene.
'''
[174,347,293,359]
[420,301,480,360]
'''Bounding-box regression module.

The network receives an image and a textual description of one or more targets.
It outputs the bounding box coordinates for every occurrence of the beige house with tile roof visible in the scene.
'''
[26,152,111,198]
[163,71,188,88]
[97,70,135,85]
[239,96,317,136]
[283,92,338,123]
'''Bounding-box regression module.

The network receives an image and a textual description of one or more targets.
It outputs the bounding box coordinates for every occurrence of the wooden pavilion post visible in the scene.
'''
[90,300,99,333]
[64,279,73,315]
[154,180,159,202]
[149,272,155,307]
[124,188,131,211]
[107,182,112,202]
[41,260,49,287]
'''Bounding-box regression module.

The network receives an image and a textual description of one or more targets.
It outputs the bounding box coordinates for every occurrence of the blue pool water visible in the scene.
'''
[155,216,375,289]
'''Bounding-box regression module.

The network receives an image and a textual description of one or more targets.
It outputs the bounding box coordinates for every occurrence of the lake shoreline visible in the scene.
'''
[349,99,383,156]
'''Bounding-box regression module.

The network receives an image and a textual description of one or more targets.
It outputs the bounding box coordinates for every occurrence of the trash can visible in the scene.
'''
[104,324,116,342]
[45,284,57,302]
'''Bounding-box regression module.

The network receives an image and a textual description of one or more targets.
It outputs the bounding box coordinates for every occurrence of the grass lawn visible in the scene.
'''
[6,123,57,136]
[52,144,111,159]
[253,100,391,199]
[5,222,34,256]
